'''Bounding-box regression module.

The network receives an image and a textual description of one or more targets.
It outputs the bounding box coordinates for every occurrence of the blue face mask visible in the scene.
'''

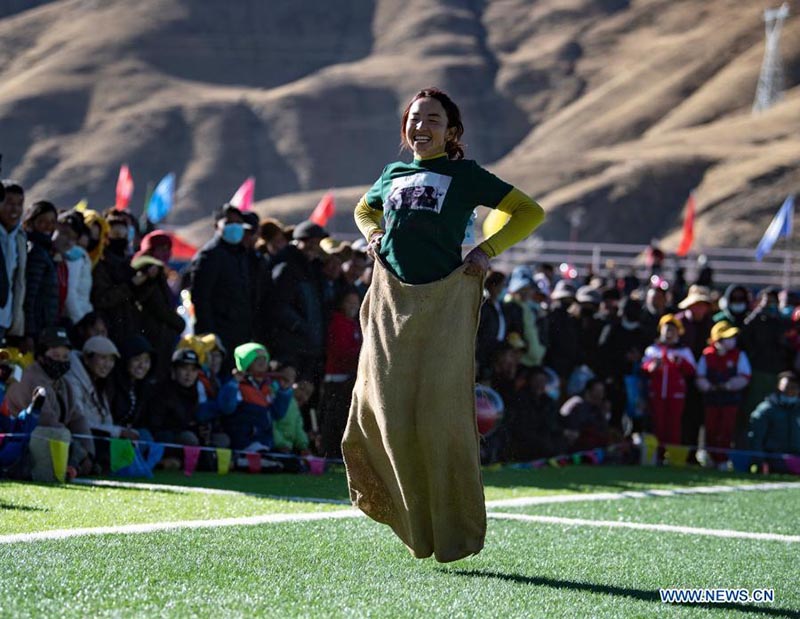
[64,246,83,262]
[221,222,244,245]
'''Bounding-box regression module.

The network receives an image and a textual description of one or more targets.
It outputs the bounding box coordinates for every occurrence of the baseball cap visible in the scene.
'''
[82,336,120,357]
[293,221,329,241]
[171,348,201,367]
[39,326,72,350]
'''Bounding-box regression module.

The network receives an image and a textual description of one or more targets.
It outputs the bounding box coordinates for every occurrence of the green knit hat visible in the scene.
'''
[234,343,269,372]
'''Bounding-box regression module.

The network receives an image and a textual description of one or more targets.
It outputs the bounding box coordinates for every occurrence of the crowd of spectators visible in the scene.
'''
[476,249,800,471]
[0,179,367,479]
[0,176,797,479]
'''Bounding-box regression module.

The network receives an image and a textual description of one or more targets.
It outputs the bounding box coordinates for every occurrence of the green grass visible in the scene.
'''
[491,488,800,536]
[1,467,798,618]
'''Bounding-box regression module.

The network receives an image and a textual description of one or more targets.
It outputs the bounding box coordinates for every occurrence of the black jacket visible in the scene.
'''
[146,379,198,434]
[91,248,142,344]
[269,244,326,361]
[135,274,184,381]
[23,231,58,338]
[190,236,252,354]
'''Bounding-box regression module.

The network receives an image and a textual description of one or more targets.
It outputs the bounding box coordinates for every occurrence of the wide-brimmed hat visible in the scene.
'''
[678,284,713,309]
[550,280,576,301]
[710,320,739,343]
[320,238,353,261]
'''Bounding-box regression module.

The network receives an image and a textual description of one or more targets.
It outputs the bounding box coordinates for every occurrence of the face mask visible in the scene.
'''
[64,246,82,262]
[86,237,100,252]
[40,357,71,380]
[107,238,129,255]
[729,302,747,315]
[221,223,244,245]
[621,318,640,331]
[764,305,779,317]
[720,337,737,352]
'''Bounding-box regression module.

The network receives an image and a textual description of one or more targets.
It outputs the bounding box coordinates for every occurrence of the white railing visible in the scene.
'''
[491,238,799,289]
[336,232,798,289]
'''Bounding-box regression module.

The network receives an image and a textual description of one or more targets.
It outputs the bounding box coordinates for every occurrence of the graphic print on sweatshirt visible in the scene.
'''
[385,171,452,214]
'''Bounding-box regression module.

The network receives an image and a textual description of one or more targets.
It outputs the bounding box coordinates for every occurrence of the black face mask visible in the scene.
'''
[106,238,129,256]
[86,237,100,252]
[40,357,71,380]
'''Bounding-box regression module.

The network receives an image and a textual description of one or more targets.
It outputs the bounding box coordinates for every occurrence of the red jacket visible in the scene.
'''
[642,343,696,399]
[324,311,362,376]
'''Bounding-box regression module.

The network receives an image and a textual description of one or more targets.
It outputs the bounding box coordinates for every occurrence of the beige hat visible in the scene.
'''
[678,284,713,309]
[83,336,120,357]
[320,238,353,261]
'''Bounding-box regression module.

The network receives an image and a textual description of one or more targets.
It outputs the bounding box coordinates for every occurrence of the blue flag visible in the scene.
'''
[755,195,794,261]
[146,173,175,224]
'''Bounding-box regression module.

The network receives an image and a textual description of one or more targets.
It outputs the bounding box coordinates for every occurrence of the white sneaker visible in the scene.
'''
[244,441,270,453]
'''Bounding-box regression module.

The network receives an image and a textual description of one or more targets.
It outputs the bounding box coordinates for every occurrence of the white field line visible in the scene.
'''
[2,480,799,545]
[69,478,351,505]
[0,510,362,544]
[488,512,800,544]
[486,480,800,508]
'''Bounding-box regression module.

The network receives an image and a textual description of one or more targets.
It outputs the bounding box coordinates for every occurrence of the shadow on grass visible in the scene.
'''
[447,569,799,618]
[0,500,46,512]
[480,465,797,493]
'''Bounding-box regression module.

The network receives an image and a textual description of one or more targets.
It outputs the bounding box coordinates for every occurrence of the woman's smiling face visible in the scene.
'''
[404,97,456,159]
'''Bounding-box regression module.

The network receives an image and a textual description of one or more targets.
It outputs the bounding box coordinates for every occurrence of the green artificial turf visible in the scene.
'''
[490,488,800,536]
[0,480,345,535]
[1,466,797,617]
[1,514,796,618]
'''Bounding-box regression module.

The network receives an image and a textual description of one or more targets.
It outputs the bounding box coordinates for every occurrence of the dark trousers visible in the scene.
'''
[319,378,355,458]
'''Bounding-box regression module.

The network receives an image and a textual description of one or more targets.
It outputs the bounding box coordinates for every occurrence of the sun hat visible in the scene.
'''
[678,284,713,309]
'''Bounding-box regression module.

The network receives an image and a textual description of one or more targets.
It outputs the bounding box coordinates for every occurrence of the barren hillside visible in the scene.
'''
[0,0,798,250]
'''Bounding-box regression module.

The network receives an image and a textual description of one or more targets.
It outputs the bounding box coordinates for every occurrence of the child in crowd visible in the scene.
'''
[696,321,751,464]
[273,377,313,470]
[560,378,612,451]
[147,348,205,449]
[219,343,294,451]
[641,314,697,450]
[320,290,361,458]
[111,335,157,443]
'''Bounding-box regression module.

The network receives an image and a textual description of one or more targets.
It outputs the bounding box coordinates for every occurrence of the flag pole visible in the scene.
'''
[784,221,793,292]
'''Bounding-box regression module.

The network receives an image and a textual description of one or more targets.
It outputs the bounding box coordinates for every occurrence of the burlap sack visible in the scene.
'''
[342,258,486,563]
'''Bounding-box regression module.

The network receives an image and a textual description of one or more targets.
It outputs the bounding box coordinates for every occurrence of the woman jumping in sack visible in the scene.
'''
[342,87,544,562]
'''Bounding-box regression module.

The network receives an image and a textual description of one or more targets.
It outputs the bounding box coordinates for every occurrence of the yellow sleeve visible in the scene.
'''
[477,188,544,258]
[353,195,384,241]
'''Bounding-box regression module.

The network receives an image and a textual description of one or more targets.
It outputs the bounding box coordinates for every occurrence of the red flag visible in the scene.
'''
[166,233,198,262]
[309,192,335,226]
[115,164,134,211]
[675,192,696,257]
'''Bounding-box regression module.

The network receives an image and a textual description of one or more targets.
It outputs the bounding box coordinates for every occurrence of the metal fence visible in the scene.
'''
[491,238,799,289]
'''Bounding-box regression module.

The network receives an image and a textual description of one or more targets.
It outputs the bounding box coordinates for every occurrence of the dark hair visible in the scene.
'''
[400,88,465,160]
[259,218,286,243]
[23,200,57,230]
[58,210,89,238]
[485,270,506,289]
[1,180,23,196]
[584,378,605,395]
